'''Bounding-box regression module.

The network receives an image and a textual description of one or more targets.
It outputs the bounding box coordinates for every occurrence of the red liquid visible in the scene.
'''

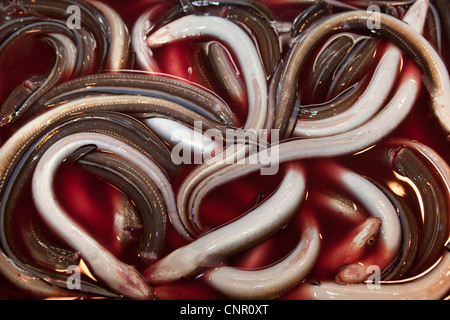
[0,0,449,299]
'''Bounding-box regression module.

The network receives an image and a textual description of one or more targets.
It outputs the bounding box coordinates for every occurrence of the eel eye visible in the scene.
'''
[366,237,376,246]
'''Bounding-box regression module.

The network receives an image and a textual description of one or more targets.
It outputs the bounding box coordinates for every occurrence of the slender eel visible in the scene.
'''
[0,15,92,79]
[320,161,401,283]
[325,36,377,99]
[43,91,229,136]
[221,4,281,77]
[17,0,110,71]
[295,0,428,137]
[0,112,172,296]
[146,14,267,132]
[392,147,448,275]
[177,66,420,241]
[31,132,156,299]
[1,33,76,126]
[291,0,333,38]
[132,4,172,72]
[0,94,205,246]
[205,41,247,109]
[308,33,355,99]
[302,29,378,103]
[88,1,130,71]
[275,1,450,137]
[373,179,419,281]
[143,165,306,284]
[293,139,450,300]
[44,86,231,129]
[206,214,321,300]
[299,79,367,120]
[295,251,450,300]
[147,15,269,238]
[77,151,168,261]
[0,20,82,125]
[0,18,86,73]
[294,44,400,138]
[387,139,450,256]
[33,72,236,127]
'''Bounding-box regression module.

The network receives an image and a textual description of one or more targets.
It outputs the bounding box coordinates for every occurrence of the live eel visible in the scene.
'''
[31,132,160,299]
[143,165,307,284]
[274,1,450,137]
